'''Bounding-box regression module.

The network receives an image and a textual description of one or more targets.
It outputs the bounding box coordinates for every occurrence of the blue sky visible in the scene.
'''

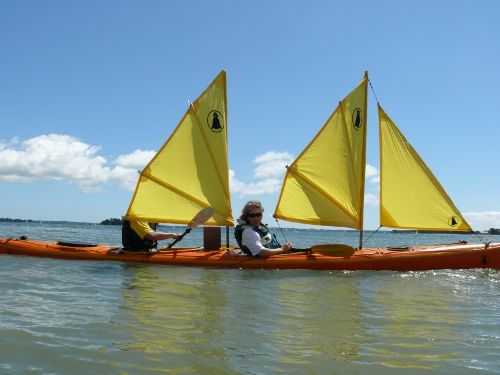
[1,0,499,230]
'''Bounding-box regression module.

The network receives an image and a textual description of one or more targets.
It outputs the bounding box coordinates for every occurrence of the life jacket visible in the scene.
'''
[234,221,281,256]
[122,220,158,251]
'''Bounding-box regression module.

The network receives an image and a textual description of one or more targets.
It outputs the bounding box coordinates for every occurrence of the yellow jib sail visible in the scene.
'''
[378,104,471,231]
[125,71,234,226]
[273,73,368,229]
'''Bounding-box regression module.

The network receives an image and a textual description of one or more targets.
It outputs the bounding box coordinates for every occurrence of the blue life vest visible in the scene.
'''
[234,222,281,256]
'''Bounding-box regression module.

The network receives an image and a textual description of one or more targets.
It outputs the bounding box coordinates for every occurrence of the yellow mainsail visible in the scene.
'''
[125,71,234,226]
[378,104,471,231]
[273,73,368,229]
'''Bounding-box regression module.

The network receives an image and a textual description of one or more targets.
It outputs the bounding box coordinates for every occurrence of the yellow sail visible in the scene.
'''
[125,71,234,226]
[378,104,471,231]
[274,73,368,229]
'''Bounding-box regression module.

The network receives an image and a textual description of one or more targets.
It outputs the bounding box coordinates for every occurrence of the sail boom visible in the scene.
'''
[142,172,209,210]
[274,213,359,229]
[288,166,360,225]
[381,224,474,233]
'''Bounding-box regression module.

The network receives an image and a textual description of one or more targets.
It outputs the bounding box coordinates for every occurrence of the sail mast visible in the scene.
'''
[358,71,369,249]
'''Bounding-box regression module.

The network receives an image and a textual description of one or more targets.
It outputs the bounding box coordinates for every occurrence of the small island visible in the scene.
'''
[99,218,123,225]
[0,218,34,223]
[488,228,500,235]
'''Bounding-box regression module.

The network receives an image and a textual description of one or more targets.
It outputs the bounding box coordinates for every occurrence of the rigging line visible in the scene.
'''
[362,226,382,247]
[368,78,380,105]
[471,230,490,245]
[274,218,288,243]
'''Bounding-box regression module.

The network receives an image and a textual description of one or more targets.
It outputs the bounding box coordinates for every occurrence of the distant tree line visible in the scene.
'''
[488,228,500,235]
[0,218,33,223]
[99,218,123,225]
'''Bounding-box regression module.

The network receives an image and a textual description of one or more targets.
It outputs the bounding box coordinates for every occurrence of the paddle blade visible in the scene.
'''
[188,207,215,229]
[310,244,356,257]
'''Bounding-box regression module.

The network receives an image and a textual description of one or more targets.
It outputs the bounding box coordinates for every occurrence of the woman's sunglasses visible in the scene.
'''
[248,212,262,218]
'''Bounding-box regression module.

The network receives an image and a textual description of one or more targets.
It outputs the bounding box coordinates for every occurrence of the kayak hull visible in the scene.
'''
[1,238,499,271]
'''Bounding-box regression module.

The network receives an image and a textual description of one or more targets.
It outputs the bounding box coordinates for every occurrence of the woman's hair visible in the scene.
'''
[240,200,264,221]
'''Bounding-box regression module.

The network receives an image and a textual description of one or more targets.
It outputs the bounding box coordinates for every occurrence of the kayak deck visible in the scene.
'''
[1,237,499,271]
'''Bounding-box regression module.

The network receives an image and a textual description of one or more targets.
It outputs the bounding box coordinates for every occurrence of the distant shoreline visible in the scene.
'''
[0,218,34,223]
[1,217,499,234]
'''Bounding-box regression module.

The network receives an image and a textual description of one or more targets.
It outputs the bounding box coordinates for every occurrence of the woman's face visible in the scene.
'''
[247,208,263,226]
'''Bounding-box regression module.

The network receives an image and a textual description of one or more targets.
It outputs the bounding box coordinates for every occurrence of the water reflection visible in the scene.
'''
[113,266,499,373]
[115,266,379,373]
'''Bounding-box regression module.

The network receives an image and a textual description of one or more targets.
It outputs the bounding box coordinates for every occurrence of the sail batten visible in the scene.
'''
[287,166,359,224]
[125,71,234,227]
[140,172,210,212]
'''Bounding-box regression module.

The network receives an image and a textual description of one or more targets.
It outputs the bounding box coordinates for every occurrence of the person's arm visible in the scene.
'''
[131,221,180,242]
[254,243,293,258]
[144,231,179,241]
[242,229,292,258]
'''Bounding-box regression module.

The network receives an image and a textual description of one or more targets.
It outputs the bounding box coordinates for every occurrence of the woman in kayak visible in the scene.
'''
[122,220,180,252]
[234,200,293,257]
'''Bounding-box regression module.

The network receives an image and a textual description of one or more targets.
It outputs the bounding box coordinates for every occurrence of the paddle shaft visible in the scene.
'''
[165,207,214,248]
[167,228,191,248]
[289,244,356,256]
[289,247,312,253]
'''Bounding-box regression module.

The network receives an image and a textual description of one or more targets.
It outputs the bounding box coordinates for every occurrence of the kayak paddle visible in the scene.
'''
[289,243,356,257]
[167,207,215,248]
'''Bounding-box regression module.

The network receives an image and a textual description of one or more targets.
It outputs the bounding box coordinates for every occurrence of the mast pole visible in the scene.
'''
[358,71,369,250]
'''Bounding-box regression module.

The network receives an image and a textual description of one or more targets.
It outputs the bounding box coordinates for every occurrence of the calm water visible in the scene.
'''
[1,222,499,374]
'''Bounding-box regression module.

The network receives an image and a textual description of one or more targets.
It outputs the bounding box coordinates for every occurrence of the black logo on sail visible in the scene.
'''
[207,110,224,132]
[449,216,460,227]
[352,108,363,131]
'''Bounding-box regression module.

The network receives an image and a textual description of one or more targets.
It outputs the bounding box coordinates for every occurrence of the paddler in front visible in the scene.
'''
[122,220,180,252]
[234,200,293,257]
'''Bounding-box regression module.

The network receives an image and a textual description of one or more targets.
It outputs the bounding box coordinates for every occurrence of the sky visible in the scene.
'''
[1,0,499,231]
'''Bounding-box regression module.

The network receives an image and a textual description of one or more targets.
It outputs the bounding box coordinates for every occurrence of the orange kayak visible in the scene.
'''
[1,237,499,271]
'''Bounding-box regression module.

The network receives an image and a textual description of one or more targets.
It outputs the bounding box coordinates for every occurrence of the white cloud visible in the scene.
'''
[114,149,155,169]
[111,149,156,191]
[229,151,292,197]
[463,211,500,231]
[0,134,154,192]
[366,164,380,184]
[229,169,246,194]
[230,168,283,197]
[253,151,293,178]
[0,137,288,196]
[364,193,379,206]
